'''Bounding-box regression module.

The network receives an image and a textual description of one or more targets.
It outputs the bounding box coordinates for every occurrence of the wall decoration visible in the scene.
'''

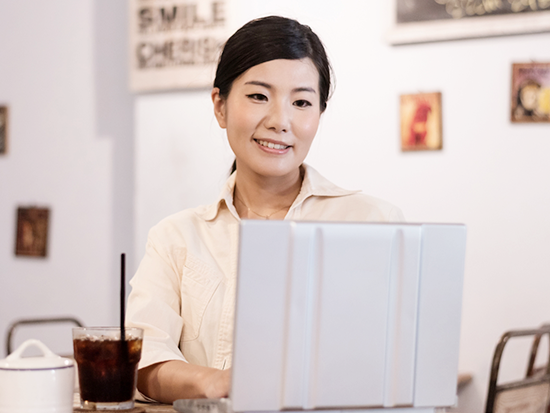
[129,0,230,92]
[400,92,442,152]
[388,0,550,45]
[0,105,7,155]
[15,207,50,257]
[511,62,550,123]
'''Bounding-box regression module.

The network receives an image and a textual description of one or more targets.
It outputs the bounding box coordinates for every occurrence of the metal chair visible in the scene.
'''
[485,324,550,413]
[6,316,84,357]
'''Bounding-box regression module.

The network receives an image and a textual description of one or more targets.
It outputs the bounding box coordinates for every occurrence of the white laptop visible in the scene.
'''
[175,221,467,413]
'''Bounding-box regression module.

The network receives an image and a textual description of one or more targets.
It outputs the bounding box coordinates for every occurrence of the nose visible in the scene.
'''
[264,101,290,133]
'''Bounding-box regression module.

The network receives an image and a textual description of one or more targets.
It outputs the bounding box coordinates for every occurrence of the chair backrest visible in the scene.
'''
[485,325,550,413]
[5,317,84,357]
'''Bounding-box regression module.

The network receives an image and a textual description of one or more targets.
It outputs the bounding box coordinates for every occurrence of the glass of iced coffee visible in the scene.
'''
[72,327,143,410]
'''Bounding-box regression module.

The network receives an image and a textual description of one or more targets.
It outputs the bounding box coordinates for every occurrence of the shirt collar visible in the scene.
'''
[199,172,238,222]
[293,164,359,206]
[197,164,359,222]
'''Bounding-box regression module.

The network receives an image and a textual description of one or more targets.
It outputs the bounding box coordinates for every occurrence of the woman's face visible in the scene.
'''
[212,58,321,179]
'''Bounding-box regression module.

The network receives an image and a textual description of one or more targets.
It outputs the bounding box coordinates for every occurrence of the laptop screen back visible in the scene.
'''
[231,221,466,412]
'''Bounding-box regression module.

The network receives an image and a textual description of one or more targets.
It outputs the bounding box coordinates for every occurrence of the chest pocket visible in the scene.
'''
[180,254,223,342]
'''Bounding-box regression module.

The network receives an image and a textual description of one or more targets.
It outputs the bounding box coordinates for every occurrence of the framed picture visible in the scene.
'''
[0,105,7,155]
[388,0,550,45]
[15,207,50,257]
[511,62,550,123]
[400,92,442,152]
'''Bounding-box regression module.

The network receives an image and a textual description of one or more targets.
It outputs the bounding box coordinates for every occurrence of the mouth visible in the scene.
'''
[254,139,291,150]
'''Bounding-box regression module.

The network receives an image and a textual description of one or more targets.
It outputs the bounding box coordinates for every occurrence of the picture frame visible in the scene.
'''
[400,92,443,152]
[388,0,550,45]
[0,105,7,155]
[511,62,550,123]
[15,207,50,258]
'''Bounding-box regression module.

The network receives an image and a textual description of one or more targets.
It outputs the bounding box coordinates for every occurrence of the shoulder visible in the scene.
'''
[344,192,405,222]
[304,192,404,222]
[148,172,235,242]
[299,164,404,222]
[147,204,212,245]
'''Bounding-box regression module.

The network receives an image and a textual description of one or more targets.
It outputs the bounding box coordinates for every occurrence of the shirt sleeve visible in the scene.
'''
[387,206,405,222]
[126,228,188,371]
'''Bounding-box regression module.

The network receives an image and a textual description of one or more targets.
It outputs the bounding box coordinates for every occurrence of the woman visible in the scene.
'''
[127,15,403,403]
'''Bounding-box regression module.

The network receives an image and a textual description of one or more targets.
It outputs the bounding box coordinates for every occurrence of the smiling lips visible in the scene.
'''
[254,139,291,152]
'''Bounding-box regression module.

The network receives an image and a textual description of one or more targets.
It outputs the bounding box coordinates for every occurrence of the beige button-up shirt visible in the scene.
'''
[126,165,404,373]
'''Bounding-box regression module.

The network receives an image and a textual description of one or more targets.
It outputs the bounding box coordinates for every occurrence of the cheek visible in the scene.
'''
[225,106,259,135]
[296,113,321,142]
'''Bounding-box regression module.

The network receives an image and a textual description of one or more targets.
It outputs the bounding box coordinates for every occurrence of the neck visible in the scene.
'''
[233,166,304,220]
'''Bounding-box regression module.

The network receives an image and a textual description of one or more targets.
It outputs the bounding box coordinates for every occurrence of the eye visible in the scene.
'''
[294,99,312,108]
[247,93,267,102]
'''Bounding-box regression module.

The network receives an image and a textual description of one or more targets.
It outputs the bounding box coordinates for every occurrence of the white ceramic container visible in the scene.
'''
[0,339,75,413]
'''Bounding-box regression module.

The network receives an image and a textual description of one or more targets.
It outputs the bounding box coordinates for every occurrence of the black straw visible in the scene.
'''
[120,253,126,342]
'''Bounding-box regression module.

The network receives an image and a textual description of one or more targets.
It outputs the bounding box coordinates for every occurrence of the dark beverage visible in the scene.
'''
[72,328,143,408]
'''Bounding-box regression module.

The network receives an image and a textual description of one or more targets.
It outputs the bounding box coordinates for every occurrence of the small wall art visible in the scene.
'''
[0,105,7,155]
[400,92,442,152]
[511,62,550,123]
[15,207,50,257]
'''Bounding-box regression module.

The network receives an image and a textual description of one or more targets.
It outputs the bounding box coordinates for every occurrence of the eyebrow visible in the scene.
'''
[244,81,317,94]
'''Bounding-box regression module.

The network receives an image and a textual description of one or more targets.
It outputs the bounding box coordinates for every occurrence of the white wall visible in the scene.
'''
[135,1,550,412]
[0,0,134,356]
[134,92,234,262]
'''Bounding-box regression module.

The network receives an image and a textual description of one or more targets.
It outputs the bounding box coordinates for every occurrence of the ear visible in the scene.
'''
[212,88,227,129]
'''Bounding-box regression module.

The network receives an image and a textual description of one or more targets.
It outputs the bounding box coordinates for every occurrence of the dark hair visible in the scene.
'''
[214,16,332,112]
[215,16,333,175]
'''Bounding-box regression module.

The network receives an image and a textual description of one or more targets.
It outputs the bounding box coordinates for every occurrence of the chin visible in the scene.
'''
[256,162,300,178]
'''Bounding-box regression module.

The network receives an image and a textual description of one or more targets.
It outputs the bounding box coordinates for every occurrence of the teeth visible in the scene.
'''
[257,140,288,150]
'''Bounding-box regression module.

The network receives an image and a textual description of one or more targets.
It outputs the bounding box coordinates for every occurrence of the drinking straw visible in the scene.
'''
[121,253,126,342]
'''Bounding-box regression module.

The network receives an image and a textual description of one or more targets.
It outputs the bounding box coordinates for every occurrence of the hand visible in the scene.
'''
[203,368,231,398]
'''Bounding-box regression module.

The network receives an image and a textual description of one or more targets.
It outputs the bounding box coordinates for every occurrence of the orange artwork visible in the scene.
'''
[511,62,550,123]
[15,207,50,257]
[400,92,442,151]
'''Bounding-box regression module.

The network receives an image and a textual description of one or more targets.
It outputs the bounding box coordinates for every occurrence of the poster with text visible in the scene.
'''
[129,0,229,92]
[389,0,550,44]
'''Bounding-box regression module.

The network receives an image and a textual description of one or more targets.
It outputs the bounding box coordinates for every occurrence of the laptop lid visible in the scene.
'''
[231,221,466,412]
